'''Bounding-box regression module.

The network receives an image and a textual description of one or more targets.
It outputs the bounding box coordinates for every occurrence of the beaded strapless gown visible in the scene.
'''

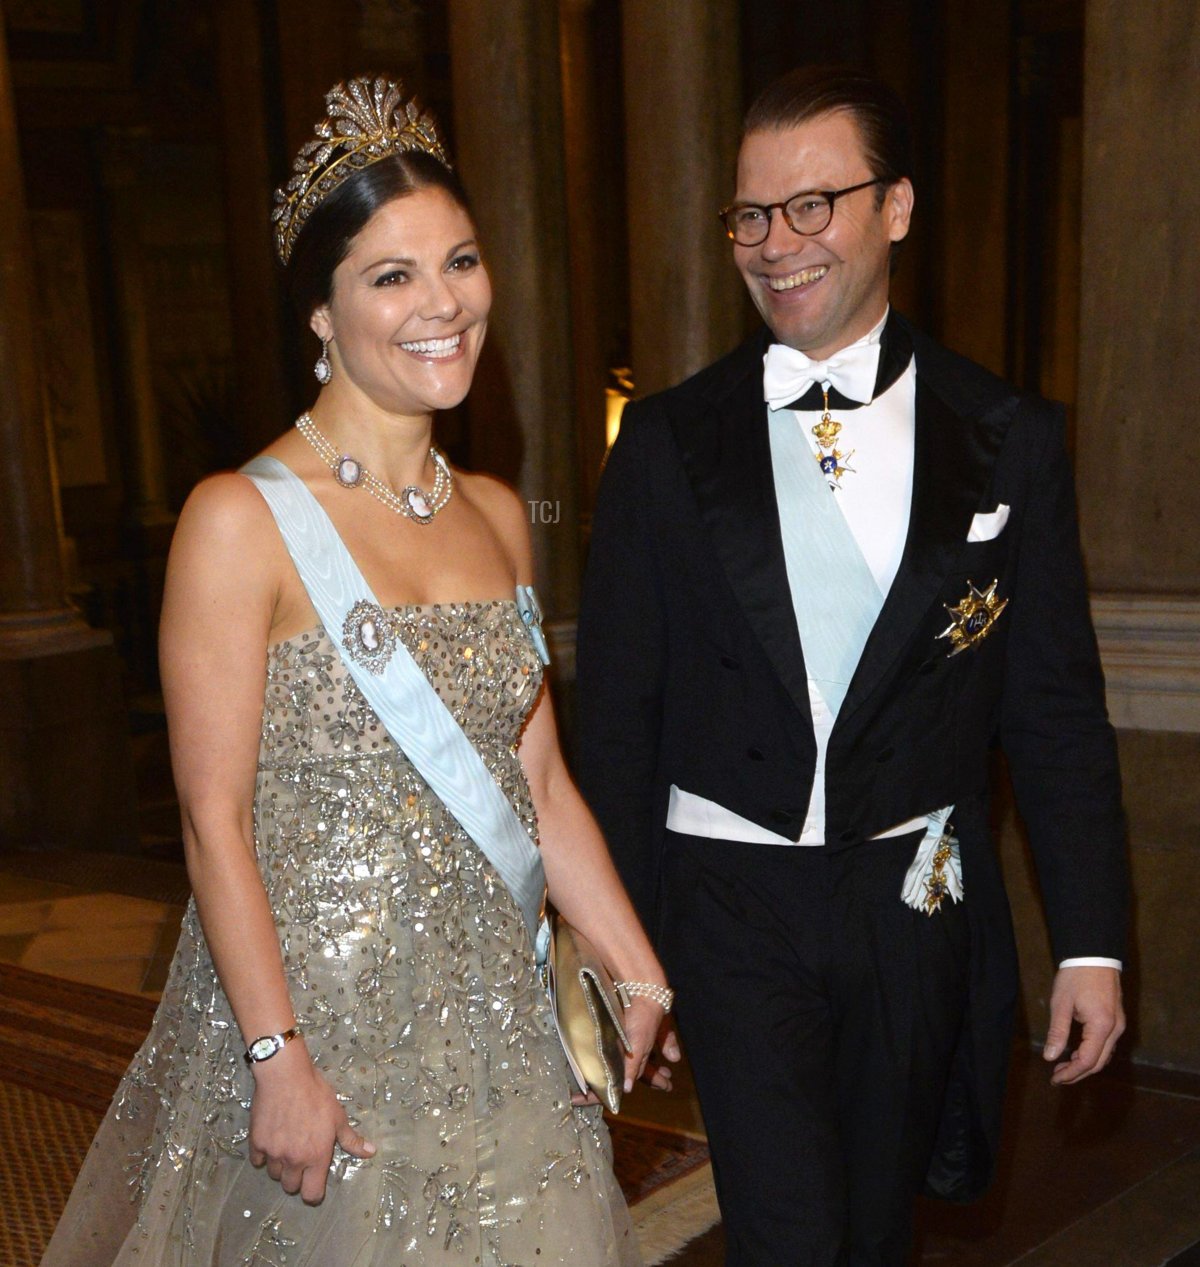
[43,602,639,1266]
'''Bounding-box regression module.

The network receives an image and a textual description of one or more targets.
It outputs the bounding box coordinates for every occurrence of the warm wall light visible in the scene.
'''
[605,367,634,451]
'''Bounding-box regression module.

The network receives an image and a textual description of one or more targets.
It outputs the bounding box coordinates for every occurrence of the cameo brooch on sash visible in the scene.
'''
[342,599,396,674]
[937,579,1008,656]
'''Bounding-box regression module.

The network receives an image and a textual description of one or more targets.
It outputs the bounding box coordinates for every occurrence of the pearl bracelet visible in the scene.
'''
[613,981,675,1013]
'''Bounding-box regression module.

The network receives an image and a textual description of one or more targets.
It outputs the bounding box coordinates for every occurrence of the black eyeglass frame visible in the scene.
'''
[718,178,885,245]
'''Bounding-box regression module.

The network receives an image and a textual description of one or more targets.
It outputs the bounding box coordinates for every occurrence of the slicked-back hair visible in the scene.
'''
[287,151,474,321]
[743,65,914,203]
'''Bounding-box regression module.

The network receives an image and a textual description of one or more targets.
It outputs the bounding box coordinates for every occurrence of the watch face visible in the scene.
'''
[249,1036,280,1062]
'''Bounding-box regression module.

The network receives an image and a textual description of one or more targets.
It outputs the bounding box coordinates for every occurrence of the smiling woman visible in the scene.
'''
[40,75,670,1267]
[307,189,491,423]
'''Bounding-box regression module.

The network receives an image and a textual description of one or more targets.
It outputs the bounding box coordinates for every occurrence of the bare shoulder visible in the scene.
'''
[456,469,533,576]
[176,470,274,540]
[167,471,286,600]
[457,469,526,527]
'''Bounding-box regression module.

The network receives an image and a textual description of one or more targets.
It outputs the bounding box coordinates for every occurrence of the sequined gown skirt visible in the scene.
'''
[42,602,639,1266]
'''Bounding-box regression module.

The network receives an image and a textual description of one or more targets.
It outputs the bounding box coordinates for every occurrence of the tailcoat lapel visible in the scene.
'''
[838,355,1016,724]
[669,334,814,719]
[669,319,1016,731]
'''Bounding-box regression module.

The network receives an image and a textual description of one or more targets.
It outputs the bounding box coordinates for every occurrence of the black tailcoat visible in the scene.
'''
[576,312,1128,1198]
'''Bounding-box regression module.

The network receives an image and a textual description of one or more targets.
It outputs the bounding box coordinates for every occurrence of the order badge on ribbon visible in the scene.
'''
[811,387,856,487]
[515,584,551,667]
[901,808,963,916]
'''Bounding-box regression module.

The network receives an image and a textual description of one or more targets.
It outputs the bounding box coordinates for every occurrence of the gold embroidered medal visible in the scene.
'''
[937,579,1008,656]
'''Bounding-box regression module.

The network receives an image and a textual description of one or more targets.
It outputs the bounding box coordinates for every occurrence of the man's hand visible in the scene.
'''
[1043,965,1125,1086]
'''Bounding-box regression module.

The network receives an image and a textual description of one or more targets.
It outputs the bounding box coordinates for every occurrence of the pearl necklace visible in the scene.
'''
[295,412,452,525]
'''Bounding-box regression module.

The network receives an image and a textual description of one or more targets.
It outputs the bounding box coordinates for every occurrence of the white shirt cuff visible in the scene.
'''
[1058,957,1123,971]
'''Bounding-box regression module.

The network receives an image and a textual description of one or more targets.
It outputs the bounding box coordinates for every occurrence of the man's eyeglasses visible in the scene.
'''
[718,178,884,246]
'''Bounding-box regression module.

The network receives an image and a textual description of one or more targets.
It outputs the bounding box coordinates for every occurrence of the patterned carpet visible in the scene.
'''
[0,961,713,1266]
[0,1080,103,1267]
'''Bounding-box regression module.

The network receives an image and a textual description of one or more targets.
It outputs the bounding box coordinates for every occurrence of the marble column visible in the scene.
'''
[0,21,138,852]
[559,0,625,517]
[447,1,581,624]
[216,0,294,453]
[1075,4,1200,595]
[1007,1,1200,1073]
[101,129,174,531]
[621,0,743,396]
[937,3,1011,375]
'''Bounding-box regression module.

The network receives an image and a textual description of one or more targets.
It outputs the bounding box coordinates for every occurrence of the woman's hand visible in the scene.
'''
[247,1040,376,1204]
[567,1008,682,1107]
[623,1002,681,1094]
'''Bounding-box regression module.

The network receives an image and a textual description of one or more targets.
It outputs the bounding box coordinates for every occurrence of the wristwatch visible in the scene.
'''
[243,1026,301,1065]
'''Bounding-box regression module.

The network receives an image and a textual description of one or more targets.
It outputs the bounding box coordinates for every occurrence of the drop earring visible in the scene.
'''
[314,336,332,384]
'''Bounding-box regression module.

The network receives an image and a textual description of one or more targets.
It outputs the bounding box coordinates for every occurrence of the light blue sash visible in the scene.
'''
[766,407,884,717]
[767,408,956,884]
[242,456,549,957]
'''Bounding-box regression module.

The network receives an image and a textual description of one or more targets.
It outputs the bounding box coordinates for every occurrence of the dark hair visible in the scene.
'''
[743,65,914,202]
[287,151,473,320]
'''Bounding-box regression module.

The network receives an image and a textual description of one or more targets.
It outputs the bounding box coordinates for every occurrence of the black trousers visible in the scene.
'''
[658,828,971,1267]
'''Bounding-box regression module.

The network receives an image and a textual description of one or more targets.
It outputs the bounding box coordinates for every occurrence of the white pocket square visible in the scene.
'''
[967,504,1010,542]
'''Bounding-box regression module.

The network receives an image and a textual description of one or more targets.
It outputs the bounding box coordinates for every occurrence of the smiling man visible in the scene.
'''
[577,65,1129,1265]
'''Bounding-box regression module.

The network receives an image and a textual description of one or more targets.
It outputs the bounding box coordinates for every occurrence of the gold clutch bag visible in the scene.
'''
[545,916,631,1113]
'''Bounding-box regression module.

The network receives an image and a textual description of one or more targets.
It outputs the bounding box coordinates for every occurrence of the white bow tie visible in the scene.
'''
[762,336,882,410]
